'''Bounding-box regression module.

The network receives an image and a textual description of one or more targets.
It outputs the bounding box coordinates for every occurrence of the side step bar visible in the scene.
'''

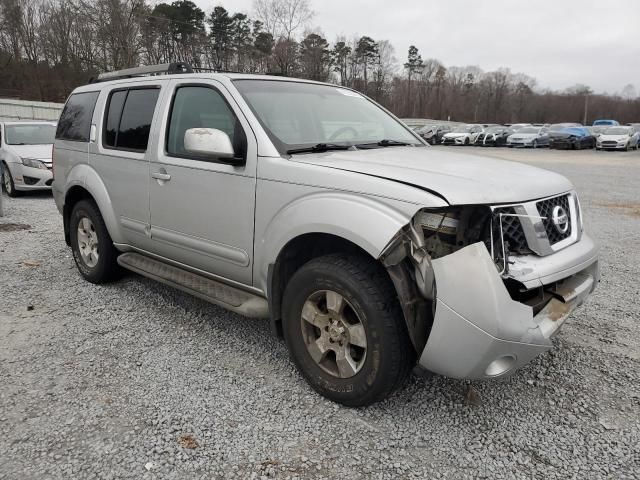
[117,252,269,318]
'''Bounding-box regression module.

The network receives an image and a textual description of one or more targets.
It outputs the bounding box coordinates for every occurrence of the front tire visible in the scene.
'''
[2,163,19,197]
[282,254,414,407]
[69,200,121,284]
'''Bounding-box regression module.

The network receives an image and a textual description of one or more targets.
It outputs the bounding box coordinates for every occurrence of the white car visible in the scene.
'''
[441,124,483,145]
[1,121,56,196]
[508,123,532,131]
[596,126,639,151]
[507,126,550,148]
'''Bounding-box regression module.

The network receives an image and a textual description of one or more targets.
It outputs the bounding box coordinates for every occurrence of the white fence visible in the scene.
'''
[0,98,63,122]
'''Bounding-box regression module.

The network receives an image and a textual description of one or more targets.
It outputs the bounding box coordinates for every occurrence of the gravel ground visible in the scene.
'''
[1,148,639,479]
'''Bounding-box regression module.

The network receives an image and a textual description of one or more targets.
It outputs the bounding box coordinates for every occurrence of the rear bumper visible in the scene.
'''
[418,237,599,379]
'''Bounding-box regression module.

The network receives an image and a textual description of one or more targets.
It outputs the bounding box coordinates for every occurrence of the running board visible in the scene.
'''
[117,252,269,318]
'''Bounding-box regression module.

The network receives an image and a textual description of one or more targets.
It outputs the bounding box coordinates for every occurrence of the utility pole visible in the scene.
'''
[0,163,4,217]
[583,92,589,126]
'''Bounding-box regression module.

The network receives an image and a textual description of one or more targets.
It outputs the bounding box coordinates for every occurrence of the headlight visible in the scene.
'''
[21,158,47,169]
[575,193,584,232]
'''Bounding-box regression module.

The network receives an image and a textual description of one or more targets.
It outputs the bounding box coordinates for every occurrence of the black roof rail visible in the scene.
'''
[89,62,194,83]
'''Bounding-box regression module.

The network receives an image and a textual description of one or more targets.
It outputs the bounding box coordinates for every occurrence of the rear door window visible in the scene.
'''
[103,88,160,152]
[56,91,99,142]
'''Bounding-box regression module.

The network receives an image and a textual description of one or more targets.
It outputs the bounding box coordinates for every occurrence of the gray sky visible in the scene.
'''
[194,0,639,95]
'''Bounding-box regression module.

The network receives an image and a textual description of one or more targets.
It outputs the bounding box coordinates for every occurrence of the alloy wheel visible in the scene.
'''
[3,169,12,194]
[76,216,99,268]
[300,290,367,378]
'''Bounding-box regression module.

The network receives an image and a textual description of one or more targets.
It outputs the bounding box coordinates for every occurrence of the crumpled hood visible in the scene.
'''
[5,144,53,161]
[293,146,573,205]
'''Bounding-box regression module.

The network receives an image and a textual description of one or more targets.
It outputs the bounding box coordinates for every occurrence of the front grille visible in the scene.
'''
[602,141,617,147]
[487,207,530,255]
[537,194,572,244]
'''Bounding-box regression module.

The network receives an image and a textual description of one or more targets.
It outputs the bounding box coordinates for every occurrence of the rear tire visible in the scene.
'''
[282,253,414,406]
[69,200,122,284]
[2,163,20,198]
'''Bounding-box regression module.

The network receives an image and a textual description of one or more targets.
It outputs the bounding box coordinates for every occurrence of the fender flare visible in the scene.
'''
[63,163,125,244]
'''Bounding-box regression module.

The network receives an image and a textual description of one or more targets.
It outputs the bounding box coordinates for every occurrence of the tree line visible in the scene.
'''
[1,0,639,124]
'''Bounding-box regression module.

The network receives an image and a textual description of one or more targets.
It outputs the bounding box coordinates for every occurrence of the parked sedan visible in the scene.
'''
[415,124,451,145]
[549,127,596,150]
[1,121,56,197]
[506,126,550,148]
[596,126,639,151]
[441,124,483,145]
[474,126,514,146]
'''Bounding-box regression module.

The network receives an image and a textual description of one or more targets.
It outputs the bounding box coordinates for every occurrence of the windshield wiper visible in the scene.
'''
[355,139,412,149]
[286,143,353,155]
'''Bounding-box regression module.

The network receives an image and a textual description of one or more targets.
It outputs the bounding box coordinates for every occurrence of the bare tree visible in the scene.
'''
[253,0,313,40]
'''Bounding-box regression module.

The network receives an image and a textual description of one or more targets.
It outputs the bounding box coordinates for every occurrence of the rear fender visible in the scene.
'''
[63,163,124,244]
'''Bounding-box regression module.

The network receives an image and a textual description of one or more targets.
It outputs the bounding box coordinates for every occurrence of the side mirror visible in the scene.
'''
[184,128,237,161]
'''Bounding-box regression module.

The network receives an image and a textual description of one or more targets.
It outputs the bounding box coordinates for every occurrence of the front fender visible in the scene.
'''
[63,163,125,244]
[256,191,427,293]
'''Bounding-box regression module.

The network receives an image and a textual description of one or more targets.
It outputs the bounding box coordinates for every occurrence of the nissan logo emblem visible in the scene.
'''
[551,206,569,234]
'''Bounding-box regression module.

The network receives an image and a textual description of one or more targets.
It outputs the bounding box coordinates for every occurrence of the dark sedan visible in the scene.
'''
[415,124,451,145]
[474,126,514,146]
[549,127,596,150]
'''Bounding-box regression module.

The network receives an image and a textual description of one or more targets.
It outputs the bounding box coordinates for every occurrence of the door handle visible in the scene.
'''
[151,171,171,181]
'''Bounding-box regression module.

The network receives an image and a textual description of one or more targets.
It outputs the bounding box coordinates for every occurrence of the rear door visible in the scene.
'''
[90,82,165,250]
[148,78,257,285]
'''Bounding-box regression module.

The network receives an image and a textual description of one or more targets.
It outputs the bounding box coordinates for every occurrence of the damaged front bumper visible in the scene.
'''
[419,237,599,379]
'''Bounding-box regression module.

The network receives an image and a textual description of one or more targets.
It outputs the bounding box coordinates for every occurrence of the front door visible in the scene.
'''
[148,79,257,286]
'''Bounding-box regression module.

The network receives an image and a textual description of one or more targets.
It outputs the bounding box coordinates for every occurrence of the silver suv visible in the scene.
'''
[53,63,600,406]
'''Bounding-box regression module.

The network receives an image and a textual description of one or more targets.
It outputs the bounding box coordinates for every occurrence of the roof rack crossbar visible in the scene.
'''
[92,62,193,83]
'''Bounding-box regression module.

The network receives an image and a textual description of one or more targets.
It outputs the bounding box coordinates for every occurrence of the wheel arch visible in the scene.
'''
[259,192,424,338]
[266,232,387,338]
[62,165,124,246]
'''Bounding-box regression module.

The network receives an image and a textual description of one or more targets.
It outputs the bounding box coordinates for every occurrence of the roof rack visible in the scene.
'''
[90,62,194,83]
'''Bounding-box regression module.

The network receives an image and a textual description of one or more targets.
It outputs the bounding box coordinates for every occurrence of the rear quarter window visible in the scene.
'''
[56,91,99,142]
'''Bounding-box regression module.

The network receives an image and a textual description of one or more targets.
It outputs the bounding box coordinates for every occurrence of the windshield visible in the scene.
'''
[5,124,56,145]
[518,127,540,134]
[233,80,420,153]
[603,127,630,135]
[485,126,505,133]
[452,125,472,133]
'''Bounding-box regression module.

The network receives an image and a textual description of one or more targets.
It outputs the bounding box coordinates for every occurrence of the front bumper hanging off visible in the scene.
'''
[418,237,599,379]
